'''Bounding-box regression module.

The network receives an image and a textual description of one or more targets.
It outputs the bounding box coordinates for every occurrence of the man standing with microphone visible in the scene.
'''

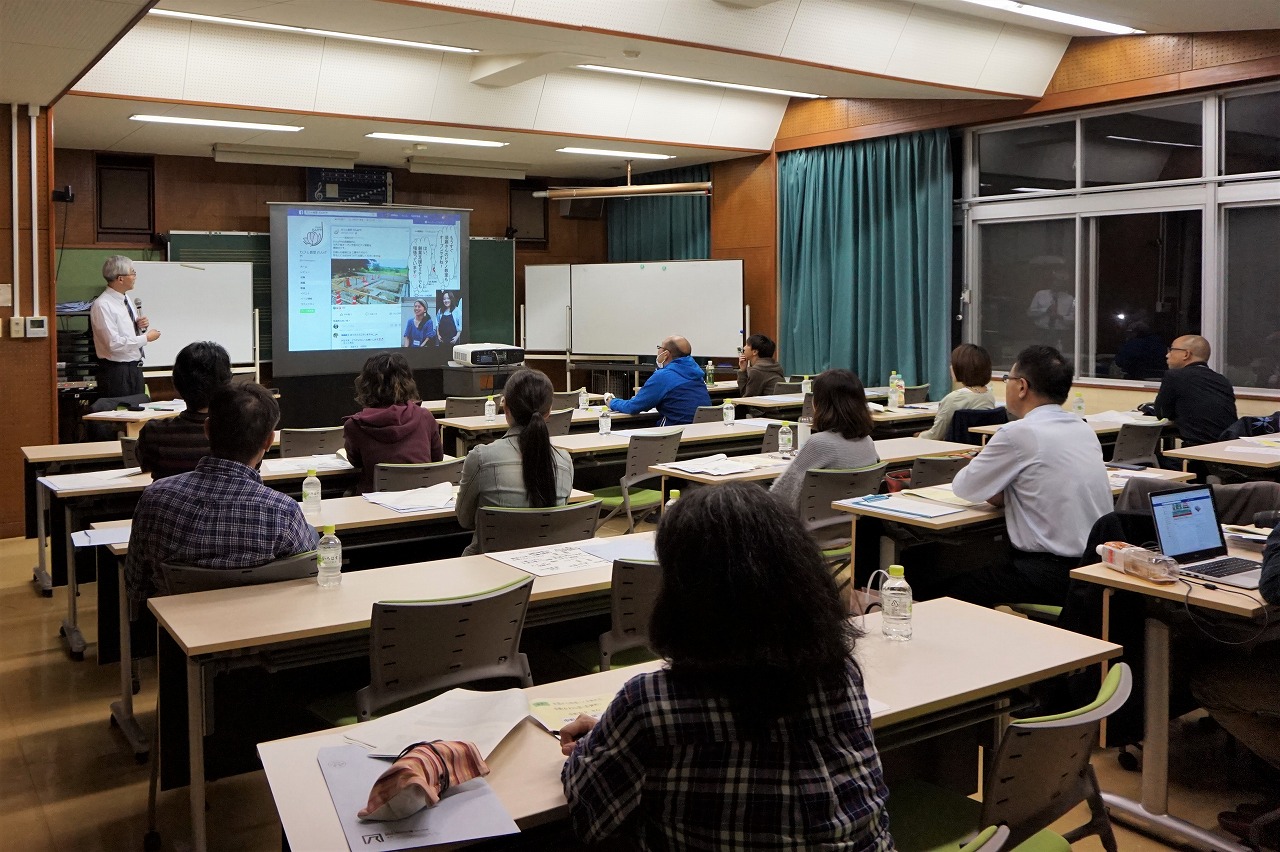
[90,256,160,398]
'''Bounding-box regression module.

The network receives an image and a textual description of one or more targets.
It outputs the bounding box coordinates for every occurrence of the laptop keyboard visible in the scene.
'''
[1184,557,1257,578]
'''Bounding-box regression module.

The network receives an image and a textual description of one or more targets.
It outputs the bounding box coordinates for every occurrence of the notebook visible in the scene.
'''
[1148,485,1262,589]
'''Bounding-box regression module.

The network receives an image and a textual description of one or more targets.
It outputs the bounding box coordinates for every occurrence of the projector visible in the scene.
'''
[452,343,525,366]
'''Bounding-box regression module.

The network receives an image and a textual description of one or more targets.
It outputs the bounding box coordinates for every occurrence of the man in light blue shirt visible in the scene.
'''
[606,335,712,426]
[949,345,1112,607]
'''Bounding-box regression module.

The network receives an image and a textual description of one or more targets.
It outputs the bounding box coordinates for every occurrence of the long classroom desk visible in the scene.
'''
[1162,437,1280,474]
[148,532,654,852]
[1071,554,1271,852]
[969,415,1170,444]
[437,407,656,455]
[550,419,778,464]
[258,597,1120,852]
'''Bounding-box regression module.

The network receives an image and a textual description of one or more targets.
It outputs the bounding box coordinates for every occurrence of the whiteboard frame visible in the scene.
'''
[131,261,255,368]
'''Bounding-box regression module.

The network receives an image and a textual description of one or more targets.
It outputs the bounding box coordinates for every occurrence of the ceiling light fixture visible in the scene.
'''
[148,9,477,53]
[534,161,710,200]
[367,132,507,148]
[131,114,303,132]
[406,156,529,180]
[1105,135,1202,149]
[952,0,1143,35]
[576,64,823,99]
[212,143,357,168]
[557,147,674,160]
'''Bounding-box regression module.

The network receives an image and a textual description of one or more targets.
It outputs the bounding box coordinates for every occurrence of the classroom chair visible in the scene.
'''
[597,558,662,671]
[908,454,972,488]
[372,458,464,492]
[775,381,803,394]
[692,404,726,424]
[279,426,344,458]
[592,429,684,533]
[545,407,574,436]
[800,463,887,585]
[552,390,582,409]
[903,383,930,404]
[960,827,1012,852]
[947,407,1009,445]
[1108,421,1162,468]
[474,499,603,553]
[120,435,139,467]
[761,422,783,453]
[445,395,494,417]
[887,663,1132,852]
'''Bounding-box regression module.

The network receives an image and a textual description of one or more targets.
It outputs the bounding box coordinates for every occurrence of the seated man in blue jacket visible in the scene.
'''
[606,335,712,426]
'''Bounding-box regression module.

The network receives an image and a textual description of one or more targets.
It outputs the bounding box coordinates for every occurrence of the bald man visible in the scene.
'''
[606,335,711,426]
[1154,334,1237,447]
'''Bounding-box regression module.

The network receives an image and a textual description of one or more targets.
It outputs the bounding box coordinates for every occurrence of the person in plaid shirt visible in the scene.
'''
[125,383,319,607]
[560,483,893,851]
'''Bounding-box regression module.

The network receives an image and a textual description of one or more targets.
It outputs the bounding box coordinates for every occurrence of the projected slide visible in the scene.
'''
[285,207,463,353]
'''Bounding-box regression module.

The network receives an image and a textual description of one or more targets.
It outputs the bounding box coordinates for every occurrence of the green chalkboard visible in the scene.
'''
[467,238,515,345]
[167,232,272,360]
[55,248,161,304]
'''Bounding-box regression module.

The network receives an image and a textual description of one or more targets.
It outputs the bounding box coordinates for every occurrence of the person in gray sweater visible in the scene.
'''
[918,343,996,441]
[770,369,880,509]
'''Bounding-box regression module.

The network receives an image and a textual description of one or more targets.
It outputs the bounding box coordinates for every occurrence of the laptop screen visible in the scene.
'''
[1149,486,1228,564]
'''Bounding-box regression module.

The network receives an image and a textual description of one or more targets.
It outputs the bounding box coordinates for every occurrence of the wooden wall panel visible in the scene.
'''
[711,155,776,341]
[1045,35,1193,93]
[0,107,57,537]
[1194,31,1280,68]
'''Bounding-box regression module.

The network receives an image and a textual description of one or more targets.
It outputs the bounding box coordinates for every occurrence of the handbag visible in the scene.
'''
[359,740,490,821]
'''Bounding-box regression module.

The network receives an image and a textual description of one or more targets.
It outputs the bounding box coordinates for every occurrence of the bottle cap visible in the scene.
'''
[323,524,335,535]
[486,395,493,400]
[888,564,905,577]
[306,468,317,477]
[669,489,680,501]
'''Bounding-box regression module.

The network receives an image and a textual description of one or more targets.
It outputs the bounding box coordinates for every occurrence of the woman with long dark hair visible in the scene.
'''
[560,483,892,850]
[343,352,443,494]
[455,368,574,554]
[768,368,879,509]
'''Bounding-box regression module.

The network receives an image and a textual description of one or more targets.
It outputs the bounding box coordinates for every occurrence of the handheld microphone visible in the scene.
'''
[134,297,142,314]
[1253,510,1280,529]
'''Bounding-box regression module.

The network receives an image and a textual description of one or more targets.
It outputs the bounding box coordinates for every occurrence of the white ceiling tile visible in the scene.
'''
[405,0,515,14]
[626,79,723,146]
[534,70,639,138]
[430,54,544,127]
[314,39,443,122]
[707,89,785,150]
[657,0,802,56]
[974,25,1068,97]
[511,0,666,36]
[783,0,910,73]
[75,18,192,101]
[886,4,1002,89]
[4,0,145,50]
[182,20,324,110]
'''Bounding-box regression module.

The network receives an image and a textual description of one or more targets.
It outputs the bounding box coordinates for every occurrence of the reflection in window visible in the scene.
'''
[1082,102,1202,187]
[977,122,1075,196]
[1086,211,1202,381]
[1224,206,1280,389]
[1224,91,1280,176]
[978,220,1075,369]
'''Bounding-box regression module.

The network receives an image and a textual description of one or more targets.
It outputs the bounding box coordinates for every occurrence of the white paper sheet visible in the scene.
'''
[39,468,146,492]
[1226,445,1280,457]
[343,689,530,760]
[904,484,986,508]
[143,400,187,411]
[486,543,610,577]
[1240,436,1280,447]
[261,454,354,473]
[363,483,456,512]
[751,393,804,403]
[575,535,657,564]
[72,526,133,548]
[663,454,757,476]
[318,745,518,851]
[837,494,963,519]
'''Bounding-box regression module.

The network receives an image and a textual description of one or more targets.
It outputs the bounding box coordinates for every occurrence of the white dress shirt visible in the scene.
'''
[90,288,147,363]
[951,403,1112,557]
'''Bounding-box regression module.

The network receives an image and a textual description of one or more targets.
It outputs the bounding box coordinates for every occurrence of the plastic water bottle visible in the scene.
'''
[881,564,912,641]
[797,415,812,449]
[887,371,902,409]
[317,524,342,588]
[1071,390,1086,416]
[484,395,496,422]
[301,468,322,523]
[578,387,589,409]
[598,406,611,435]
[705,360,716,386]
[722,399,735,425]
[801,375,813,395]
[665,489,680,511]
[778,422,794,458]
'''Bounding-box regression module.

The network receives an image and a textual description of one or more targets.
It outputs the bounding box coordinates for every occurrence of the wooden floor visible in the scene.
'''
[0,528,1268,851]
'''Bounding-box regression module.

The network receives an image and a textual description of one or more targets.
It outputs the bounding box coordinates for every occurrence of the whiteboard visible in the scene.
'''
[570,260,743,357]
[132,261,255,367]
[524,264,571,351]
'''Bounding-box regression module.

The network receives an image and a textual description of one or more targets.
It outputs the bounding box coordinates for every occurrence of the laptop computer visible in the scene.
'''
[1148,485,1262,589]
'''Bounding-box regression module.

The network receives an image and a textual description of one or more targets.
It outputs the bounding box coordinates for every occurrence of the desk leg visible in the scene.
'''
[843,516,859,612]
[110,561,148,760]
[188,658,208,852]
[1101,616,1248,852]
[32,480,52,597]
[59,504,87,660]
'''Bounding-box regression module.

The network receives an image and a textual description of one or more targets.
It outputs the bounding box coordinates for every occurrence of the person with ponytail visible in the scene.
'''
[455,368,575,555]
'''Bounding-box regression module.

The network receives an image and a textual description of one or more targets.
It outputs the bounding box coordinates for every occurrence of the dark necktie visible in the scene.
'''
[124,296,145,360]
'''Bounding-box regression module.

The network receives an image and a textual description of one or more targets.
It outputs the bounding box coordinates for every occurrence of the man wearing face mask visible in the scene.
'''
[604,335,711,426]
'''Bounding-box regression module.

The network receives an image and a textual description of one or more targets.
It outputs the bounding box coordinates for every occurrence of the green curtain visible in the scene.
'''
[607,165,711,262]
[778,130,952,395]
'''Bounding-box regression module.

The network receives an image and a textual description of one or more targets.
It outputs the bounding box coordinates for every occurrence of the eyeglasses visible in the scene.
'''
[1167,346,1189,354]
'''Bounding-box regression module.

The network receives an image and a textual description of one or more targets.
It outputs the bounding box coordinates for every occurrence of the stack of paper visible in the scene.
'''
[71,525,133,548]
[576,534,657,564]
[528,695,615,732]
[363,483,456,513]
[837,494,963,519]
[40,467,145,492]
[1085,410,1162,424]
[1226,443,1280,456]
[487,543,610,577]
[343,688,531,759]
[143,400,187,412]
[663,454,757,476]
[261,453,354,473]
[904,484,986,508]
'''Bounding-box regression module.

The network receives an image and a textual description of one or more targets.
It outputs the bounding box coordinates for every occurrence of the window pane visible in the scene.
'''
[1224,90,1280,176]
[1082,102,1202,187]
[1224,206,1280,388]
[977,220,1075,369]
[1085,211,1202,380]
[977,122,1075,196]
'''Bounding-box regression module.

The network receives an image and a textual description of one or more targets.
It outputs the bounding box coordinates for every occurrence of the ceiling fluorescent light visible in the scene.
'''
[1105,135,1202,149]
[407,157,528,180]
[952,0,1143,35]
[213,143,357,168]
[557,147,673,160]
[576,65,822,99]
[366,132,507,148]
[132,114,302,132]
[148,9,476,53]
